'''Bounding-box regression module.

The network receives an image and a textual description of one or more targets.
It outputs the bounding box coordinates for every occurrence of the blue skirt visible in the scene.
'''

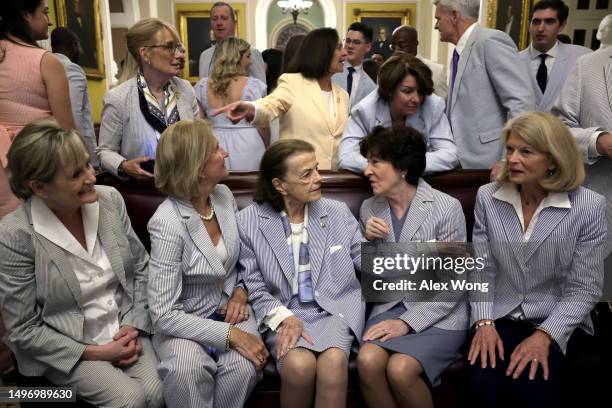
[364,304,466,386]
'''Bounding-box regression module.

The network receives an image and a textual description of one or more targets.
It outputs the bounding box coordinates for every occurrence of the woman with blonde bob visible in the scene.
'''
[0,118,163,407]
[147,119,268,408]
[195,37,268,171]
[97,18,198,180]
[467,112,605,407]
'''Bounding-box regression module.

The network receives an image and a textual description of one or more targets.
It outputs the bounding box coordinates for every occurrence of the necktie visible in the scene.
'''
[347,66,356,97]
[448,49,460,113]
[536,54,548,93]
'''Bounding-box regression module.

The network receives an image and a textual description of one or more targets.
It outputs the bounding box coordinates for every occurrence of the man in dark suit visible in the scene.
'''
[66,0,97,69]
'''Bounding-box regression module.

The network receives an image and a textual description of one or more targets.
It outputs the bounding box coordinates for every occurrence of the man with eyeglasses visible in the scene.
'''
[332,22,377,109]
[518,0,591,112]
[198,2,266,84]
[391,25,449,100]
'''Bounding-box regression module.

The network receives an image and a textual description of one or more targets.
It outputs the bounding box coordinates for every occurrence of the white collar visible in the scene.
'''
[528,41,559,60]
[456,22,478,55]
[344,61,363,72]
[492,182,571,209]
[32,196,100,258]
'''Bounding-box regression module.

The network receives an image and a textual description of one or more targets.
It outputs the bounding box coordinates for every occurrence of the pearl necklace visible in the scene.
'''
[291,223,304,236]
[198,198,215,221]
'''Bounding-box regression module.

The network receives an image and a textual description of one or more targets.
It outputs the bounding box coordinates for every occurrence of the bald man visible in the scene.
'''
[391,26,448,100]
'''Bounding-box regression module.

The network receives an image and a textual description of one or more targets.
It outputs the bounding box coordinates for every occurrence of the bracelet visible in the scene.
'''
[474,320,495,331]
[225,324,234,352]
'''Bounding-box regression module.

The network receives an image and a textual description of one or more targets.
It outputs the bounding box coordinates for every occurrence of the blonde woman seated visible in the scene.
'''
[0,119,162,407]
[468,112,605,406]
[357,126,468,408]
[195,38,269,171]
[147,119,268,408]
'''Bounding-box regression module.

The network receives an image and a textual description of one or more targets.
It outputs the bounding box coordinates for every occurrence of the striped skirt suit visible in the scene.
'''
[360,179,469,386]
[237,198,365,370]
[147,185,260,408]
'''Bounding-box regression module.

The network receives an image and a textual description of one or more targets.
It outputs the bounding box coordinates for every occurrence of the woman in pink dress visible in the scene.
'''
[0,0,76,220]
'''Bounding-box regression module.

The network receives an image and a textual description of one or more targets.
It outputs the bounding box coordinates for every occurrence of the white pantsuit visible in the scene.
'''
[147,185,259,408]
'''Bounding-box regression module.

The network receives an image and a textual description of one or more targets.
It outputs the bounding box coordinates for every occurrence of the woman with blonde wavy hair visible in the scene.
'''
[195,37,269,171]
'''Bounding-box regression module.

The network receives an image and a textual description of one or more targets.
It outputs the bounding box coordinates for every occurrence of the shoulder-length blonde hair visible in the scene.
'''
[155,119,217,200]
[209,37,250,98]
[496,111,585,192]
[118,18,181,84]
[8,118,89,199]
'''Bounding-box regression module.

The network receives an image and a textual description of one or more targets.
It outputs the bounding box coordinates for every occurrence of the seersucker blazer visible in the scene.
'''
[237,198,366,339]
[518,42,591,112]
[251,73,349,170]
[96,76,199,177]
[552,46,612,256]
[147,184,241,351]
[447,24,534,169]
[0,186,150,376]
[471,182,606,353]
[338,90,458,175]
[359,178,468,332]
[332,64,377,109]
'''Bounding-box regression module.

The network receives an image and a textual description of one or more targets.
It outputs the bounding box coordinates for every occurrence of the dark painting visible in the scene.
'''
[64,0,98,70]
[186,17,213,78]
[362,17,403,58]
[496,0,524,47]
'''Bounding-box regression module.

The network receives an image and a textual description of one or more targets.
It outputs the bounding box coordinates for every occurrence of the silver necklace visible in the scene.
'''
[199,198,215,221]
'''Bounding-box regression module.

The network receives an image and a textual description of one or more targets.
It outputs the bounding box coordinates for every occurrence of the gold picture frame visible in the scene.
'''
[348,3,416,58]
[55,0,105,79]
[176,3,246,83]
[487,0,532,50]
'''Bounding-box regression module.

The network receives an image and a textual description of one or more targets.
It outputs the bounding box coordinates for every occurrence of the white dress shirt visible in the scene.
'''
[31,197,122,345]
[455,23,478,56]
[527,41,559,79]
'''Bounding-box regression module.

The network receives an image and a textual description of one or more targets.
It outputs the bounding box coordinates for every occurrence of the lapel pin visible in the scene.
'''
[321,222,326,228]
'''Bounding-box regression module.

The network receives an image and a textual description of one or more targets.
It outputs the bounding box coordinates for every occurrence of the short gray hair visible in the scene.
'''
[433,0,480,21]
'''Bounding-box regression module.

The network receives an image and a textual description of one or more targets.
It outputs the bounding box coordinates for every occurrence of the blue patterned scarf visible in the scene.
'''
[280,210,314,303]
[136,72,180,135]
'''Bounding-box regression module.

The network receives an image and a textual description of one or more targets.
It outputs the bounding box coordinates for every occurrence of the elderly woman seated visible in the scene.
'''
[357,125,468,408]
[338,54,457,175]
[0,119,162,407]
[147,119,267,408]
[237,139,365,407]
[97,18,198,180]
[467,112,606,406]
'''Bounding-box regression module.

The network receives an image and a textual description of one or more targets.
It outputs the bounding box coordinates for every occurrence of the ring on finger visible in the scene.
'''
[532,358,539,363]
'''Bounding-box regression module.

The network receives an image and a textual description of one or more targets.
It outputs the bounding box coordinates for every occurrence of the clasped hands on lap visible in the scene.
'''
[81,325,143,367]
[468,323,552,381]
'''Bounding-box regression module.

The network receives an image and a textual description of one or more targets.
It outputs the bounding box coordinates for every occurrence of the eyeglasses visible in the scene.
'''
[145,42,186,54]
[344,38,367,46]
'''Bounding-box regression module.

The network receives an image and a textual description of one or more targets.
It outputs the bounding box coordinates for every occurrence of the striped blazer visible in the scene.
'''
[360,178,469,332]
[237,198,365,339]
[96,76,199,177]
[147,185,241,351]
[471,182,606,353]
[552,46,612,256]
[0,186,150,376]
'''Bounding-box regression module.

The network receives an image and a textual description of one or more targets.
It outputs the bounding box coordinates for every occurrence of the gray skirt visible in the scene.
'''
[364,304,466,386]
[265,297,354,372]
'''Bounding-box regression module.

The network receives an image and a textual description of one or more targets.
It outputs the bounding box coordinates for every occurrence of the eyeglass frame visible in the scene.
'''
[143,42,186,54]
[343,38,370,46]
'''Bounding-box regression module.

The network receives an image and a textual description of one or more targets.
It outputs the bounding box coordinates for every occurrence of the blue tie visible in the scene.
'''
[347,66,356,97]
